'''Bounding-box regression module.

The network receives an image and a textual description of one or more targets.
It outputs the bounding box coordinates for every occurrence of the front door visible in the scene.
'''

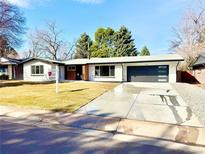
[76,65,82,80]
[67,66,76,80]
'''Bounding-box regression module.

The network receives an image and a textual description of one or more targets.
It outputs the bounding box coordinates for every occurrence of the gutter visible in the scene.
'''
[65,59,185,66]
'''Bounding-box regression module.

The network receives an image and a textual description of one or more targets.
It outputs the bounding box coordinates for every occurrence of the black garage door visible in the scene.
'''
[127,65,169,82]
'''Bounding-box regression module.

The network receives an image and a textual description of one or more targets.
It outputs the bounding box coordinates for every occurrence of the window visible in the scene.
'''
[110,66,115,76]
[100,66,109,76]
[158,66,167,69]
[95,66,100,76]
[67,66,76,71]
[95,66,115,77]
[0,66,7,73]
[31,65,44,75]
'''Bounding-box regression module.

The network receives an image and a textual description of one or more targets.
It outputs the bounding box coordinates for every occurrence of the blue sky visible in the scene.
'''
[9,0,193,55]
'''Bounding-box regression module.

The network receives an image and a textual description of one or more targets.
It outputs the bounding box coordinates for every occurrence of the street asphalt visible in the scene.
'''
[1,120,205,154]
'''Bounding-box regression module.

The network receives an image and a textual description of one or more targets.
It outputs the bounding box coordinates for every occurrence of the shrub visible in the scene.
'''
[0,74,9,80]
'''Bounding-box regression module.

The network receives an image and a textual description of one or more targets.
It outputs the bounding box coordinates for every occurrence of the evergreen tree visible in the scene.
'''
[113,26,138,57]
[140,46,150,56]
[91,43,110,58]
[91,27,115,58]
[74,33,92,59]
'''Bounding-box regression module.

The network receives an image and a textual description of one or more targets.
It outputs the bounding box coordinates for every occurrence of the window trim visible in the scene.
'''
[95,65,115,77]
[31,65,44,76]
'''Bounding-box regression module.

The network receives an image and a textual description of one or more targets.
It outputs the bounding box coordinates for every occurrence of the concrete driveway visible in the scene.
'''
[77,83,202,127]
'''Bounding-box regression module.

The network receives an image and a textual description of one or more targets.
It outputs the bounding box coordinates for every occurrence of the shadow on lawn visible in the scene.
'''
[0,120,198,154]
[51,104,80,113]
[59,88,89,94]
[0,81,55,88]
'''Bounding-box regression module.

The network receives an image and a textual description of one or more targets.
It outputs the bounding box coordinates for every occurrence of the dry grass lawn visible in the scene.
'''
[0,81,118,112]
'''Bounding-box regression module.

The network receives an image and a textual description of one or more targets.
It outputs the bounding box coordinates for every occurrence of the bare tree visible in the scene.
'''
[171,0,205,70]
[0,0,26,51]
[27,21,73,60]
[24,31,44,58]
[57,41,75,60]
[36,21,63,60]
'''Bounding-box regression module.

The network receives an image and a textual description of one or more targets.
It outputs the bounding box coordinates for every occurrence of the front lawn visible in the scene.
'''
[0,81,118,112]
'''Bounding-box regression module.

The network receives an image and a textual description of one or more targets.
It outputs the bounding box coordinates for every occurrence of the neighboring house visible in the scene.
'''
[1,54,184,83]
[0,57,24,80]
[21,58,65,82]
[192,53,205,83]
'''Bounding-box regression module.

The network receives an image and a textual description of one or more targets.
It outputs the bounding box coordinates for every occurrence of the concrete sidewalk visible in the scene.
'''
[1,105,205,147]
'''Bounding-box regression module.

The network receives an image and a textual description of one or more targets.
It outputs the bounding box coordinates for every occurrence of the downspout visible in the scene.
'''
[121,63,124,83]
[13,65,16,79]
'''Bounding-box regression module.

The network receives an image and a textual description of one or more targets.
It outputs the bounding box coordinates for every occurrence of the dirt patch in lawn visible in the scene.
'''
[0,82,118,112]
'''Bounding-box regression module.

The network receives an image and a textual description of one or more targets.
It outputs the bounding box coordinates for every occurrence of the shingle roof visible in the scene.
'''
[0,57,25,65]
[200,53,205,58]
[193,53,205,66]
[64,54,184,65]
[20,57,65,65]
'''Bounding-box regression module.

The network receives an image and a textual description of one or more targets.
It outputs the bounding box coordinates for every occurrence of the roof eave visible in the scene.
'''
[0,62,18,65]
[86,59,184,65]
[20,58,64,65]
[193,63,205,67]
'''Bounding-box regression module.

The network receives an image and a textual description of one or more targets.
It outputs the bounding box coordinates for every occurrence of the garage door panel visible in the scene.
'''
[127,66,169,82]
[131,76,159,82]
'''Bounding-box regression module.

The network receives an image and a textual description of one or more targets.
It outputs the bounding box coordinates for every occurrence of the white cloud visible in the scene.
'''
[6,0,104,8]
[7,0,30,7]
[73,0,104,4]
[6,0,49,8]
